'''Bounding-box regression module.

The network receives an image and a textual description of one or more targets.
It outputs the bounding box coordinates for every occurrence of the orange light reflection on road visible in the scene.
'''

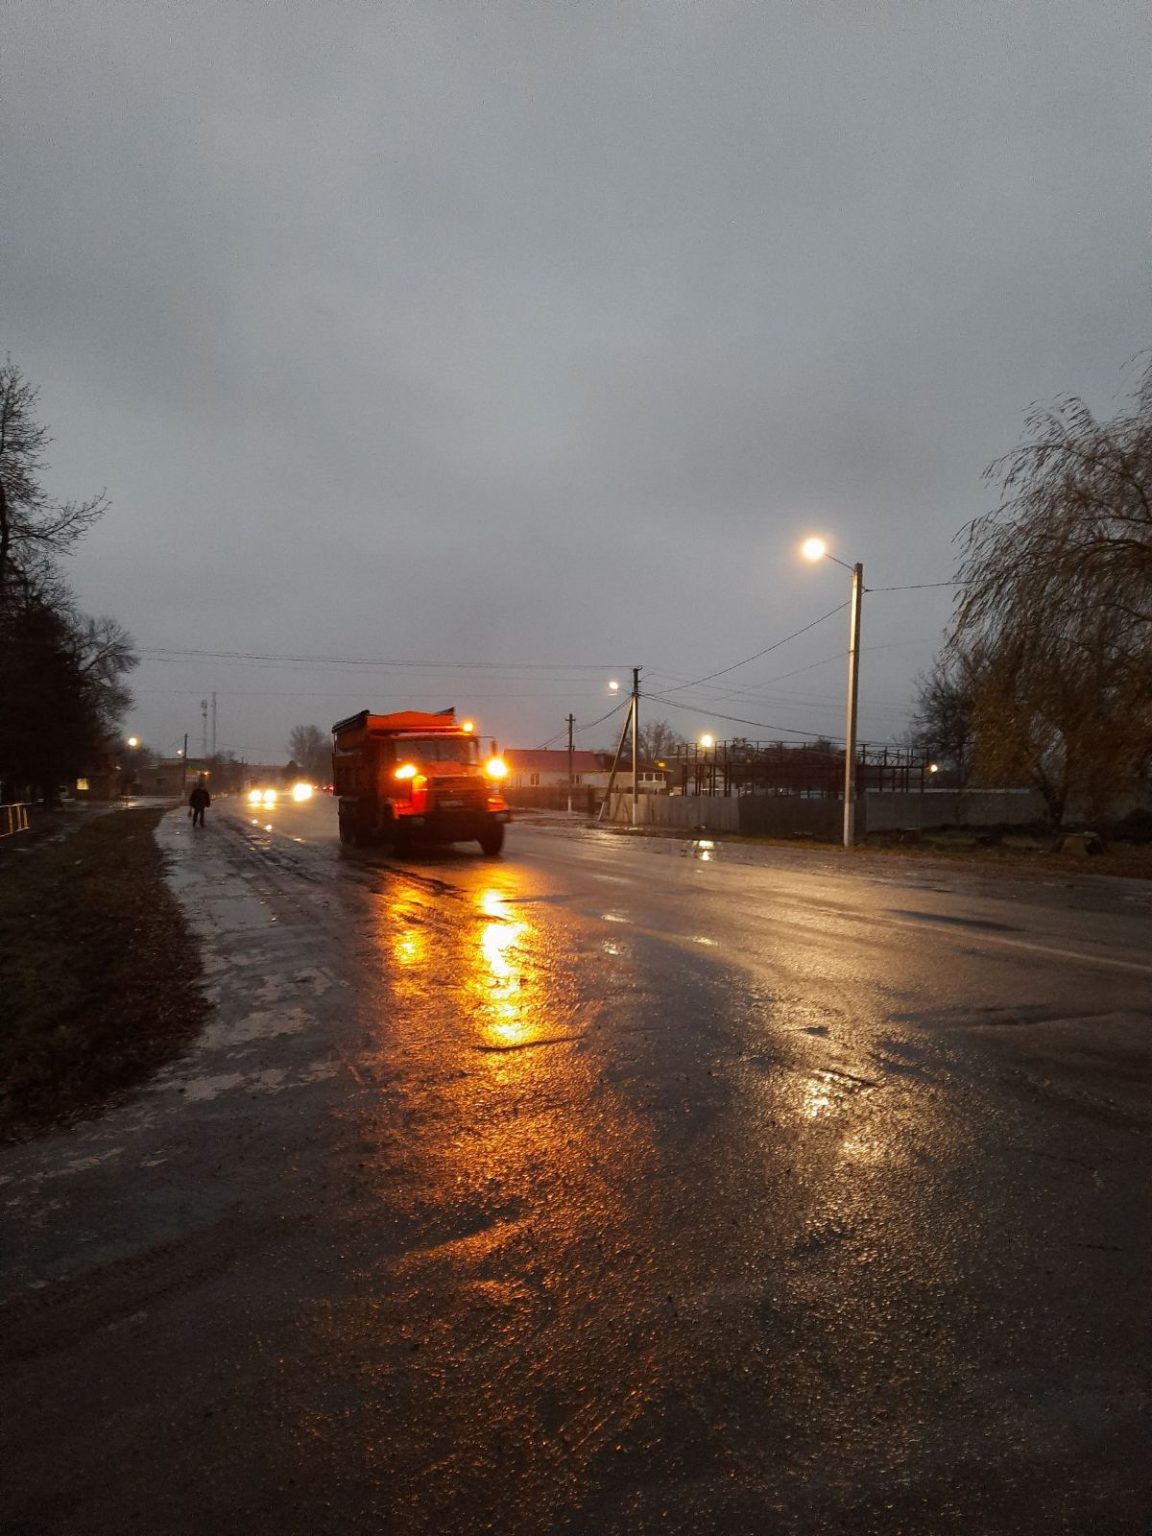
[347,866,665,1504]
[477,888,531,1047]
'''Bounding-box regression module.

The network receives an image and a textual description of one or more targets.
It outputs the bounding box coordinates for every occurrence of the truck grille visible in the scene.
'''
[430,776,487,812]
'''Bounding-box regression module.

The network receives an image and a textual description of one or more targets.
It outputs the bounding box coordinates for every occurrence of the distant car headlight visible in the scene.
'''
[248,788,263,806]
[262,789,277,807]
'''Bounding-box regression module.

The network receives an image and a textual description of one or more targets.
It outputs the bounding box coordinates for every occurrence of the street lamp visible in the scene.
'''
[802,536,864,848]
[698,733,715,750]
[127,736,139,748]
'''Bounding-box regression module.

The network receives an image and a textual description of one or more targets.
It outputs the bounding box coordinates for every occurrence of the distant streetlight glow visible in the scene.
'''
[608,679,620,694]
[127,736,139,748]
[699,733,715,750]
[801,536,827,562]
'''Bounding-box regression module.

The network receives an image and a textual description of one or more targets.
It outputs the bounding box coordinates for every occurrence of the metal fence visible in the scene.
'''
[0,803,32,837]
[503,785,600,815]
[669,740,930,798]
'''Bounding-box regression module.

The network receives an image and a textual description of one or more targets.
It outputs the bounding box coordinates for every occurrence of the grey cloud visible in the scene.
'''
[3,0,1148,757]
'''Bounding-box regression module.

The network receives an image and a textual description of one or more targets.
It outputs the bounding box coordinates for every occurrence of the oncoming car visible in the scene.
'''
[246,781,315,810]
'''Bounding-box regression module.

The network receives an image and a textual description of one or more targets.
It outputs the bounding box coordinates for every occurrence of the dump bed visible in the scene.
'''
[331,708,461,749]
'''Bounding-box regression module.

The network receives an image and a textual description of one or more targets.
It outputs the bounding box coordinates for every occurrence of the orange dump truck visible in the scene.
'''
[331,709,510,855]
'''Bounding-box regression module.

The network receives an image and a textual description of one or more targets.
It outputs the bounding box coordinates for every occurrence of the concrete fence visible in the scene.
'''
[605,792,740,832]
[605,793,840,838]
[860,789,1049,832]
[602,786,1150,838]
[603,788,1061,837]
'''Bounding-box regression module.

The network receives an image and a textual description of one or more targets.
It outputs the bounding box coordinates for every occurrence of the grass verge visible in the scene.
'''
[592,818,1152,878]
[0,807,206,1142]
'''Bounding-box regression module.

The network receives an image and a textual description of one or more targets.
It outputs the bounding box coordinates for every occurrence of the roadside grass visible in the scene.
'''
[854,832,1152,880]
[0,807,206,1142]
[592,818,1152,879]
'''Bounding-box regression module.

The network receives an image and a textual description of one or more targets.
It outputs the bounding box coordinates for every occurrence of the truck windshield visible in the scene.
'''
[399,736,479,765]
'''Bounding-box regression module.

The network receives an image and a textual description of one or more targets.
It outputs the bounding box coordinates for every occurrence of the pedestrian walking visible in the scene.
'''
[189,779,211,828]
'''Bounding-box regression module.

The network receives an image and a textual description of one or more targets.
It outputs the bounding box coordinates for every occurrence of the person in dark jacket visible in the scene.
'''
[189,780,211,828]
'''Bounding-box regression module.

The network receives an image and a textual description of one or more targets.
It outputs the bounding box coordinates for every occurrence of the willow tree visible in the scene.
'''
[950,358,1152,826]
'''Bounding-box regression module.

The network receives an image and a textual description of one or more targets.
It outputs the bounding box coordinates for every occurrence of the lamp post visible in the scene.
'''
[695,734,715,796]
[123,736,140,797]
[802,537,863,848]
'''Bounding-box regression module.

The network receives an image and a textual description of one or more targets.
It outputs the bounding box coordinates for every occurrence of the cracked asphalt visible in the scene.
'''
[2,798,1150,1534]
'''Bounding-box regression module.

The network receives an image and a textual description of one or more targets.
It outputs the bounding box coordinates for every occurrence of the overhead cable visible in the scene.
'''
[136,645,624,671]
[534,697,628,750]
[651,602,849,696]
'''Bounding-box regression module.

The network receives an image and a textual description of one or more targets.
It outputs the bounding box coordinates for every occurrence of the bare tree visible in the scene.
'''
[910,654,976,785]
[0,358,108,603]
[637,717,687,761]
[0,361,133,801]
[948,356,1152,824]
[287,724,328,780]
[0,579,136,802]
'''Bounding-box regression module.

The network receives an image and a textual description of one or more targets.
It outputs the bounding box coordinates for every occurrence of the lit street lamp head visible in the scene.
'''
[699,733,715,750]
[127,736,139,748]
[801,536,827,562]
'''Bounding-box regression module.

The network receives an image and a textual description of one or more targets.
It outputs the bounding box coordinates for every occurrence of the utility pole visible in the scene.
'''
[181,733,188,799]
[597,670,641,824]
[842,562,863,848]
[211,691,217,760]
[566,713,575,815]
[200,698,208,762]
[630,666,640,827]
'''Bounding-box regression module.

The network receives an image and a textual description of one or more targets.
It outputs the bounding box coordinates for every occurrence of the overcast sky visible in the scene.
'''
[4,1,1149,762]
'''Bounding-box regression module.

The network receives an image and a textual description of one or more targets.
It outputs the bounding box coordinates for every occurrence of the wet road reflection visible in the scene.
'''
[206,806,1152,1531]
[475,887,531,1048]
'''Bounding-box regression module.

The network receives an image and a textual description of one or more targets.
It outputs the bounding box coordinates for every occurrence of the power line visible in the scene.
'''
[650,602,849,696]
[653,694,848,742]
[535,697,628,749]
[644,639,924,713]
[136,645,623,671]
[866,580,966,592]
[132,685,625,701]
[653,695,909,747]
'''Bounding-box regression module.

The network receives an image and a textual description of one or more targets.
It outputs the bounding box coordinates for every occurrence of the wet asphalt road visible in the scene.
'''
[2,798,1150,1535]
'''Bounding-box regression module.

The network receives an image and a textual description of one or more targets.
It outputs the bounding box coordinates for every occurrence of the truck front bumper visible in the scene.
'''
[401,808,511,839]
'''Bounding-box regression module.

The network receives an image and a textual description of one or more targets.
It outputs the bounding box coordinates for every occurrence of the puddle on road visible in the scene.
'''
[798,1067,881,1121]
[682,838,718,862]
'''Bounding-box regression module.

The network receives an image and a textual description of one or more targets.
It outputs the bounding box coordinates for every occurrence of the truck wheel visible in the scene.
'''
[478,824,505,856]
[391,821,413,858]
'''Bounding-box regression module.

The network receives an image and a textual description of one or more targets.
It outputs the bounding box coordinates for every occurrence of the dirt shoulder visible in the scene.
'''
[0,806,207,1142]
[529,812,1152,883]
